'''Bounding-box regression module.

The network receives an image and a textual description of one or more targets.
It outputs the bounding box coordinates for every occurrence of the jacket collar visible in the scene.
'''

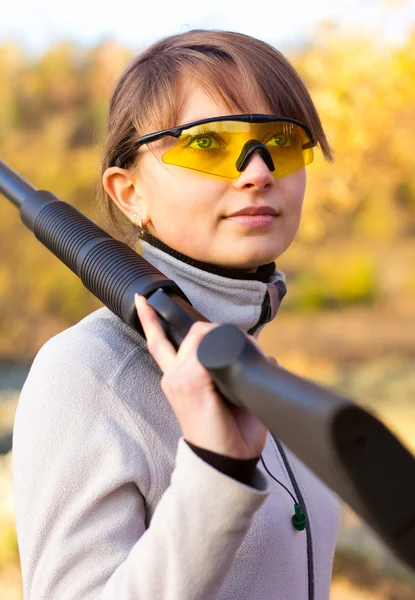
[140,232,286,339]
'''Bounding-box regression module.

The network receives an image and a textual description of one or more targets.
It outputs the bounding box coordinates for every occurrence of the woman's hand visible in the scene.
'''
[135,294,277,460]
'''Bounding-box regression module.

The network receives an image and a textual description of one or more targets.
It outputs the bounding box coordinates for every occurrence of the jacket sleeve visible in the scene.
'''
[12,350,270,600]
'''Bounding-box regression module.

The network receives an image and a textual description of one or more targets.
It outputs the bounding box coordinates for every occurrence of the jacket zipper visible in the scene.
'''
[272,434,314,600]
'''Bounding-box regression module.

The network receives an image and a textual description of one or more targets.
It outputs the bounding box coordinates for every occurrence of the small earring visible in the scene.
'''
[132,212,144,229]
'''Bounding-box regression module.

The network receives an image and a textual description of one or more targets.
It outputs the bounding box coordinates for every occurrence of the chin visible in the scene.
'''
[227,254,277,272]
[238,245,282,267]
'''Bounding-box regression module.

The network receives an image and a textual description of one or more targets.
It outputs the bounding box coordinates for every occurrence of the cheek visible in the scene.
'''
[139,154,227,224]
[282,170,306,217]
[293,168,307,198]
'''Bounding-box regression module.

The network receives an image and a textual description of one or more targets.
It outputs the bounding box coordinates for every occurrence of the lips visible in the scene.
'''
[226,205,278,217]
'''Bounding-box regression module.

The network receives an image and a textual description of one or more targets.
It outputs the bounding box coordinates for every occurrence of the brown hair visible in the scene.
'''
[99,29,333,244]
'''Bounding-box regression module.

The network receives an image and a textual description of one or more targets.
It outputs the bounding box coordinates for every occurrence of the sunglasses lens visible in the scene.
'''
[161,120,314,179]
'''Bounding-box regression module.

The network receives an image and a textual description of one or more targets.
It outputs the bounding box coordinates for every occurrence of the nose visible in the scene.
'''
[233,150,275,191]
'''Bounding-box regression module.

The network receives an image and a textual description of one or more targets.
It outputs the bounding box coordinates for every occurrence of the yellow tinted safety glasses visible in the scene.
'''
[114,114,316,179]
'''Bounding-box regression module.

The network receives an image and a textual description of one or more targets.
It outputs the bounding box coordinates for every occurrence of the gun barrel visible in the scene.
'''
[0,159,36,208]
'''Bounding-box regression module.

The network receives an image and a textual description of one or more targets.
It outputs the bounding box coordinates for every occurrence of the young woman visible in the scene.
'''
[13,29,340,599]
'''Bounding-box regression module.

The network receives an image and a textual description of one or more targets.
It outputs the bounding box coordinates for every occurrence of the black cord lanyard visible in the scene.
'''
[261,435,314,600]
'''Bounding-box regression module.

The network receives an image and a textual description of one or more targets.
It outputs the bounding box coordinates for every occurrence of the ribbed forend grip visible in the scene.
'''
[26,196,189,324]
[33,200,106,273]
[79,239,162,315]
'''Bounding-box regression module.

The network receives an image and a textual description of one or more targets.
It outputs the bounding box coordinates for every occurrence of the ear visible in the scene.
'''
[102,166,146,222]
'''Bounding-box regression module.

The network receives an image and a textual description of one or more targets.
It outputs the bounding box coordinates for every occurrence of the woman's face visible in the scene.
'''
[108,80,307,272]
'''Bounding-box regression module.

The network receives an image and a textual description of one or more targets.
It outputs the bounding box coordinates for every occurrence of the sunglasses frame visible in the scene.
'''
[114,114,317,168]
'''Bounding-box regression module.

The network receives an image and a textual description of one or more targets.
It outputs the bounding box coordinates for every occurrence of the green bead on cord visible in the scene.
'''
[292,503,307,531]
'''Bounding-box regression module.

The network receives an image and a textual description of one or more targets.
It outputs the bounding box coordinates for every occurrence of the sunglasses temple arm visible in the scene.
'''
[1,157,414,572]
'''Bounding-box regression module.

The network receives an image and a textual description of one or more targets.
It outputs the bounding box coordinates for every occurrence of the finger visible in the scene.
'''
[267,355,279,366]
[246,333,280,365]
[135,294,177,372]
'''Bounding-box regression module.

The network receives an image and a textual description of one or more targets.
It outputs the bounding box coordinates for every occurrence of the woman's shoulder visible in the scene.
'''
[13,307,155,501]
[31,306,148,385]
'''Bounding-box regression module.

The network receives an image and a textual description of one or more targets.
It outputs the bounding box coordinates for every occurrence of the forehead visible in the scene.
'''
[175,76,273,127]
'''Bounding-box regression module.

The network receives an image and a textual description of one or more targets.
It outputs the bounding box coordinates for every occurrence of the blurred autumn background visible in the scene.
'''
[1,12,415,600]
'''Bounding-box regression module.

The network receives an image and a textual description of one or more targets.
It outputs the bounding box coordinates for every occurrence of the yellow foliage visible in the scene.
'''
[0,31,414,357]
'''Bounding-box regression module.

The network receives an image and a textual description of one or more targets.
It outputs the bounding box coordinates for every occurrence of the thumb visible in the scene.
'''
[267,355,279,366]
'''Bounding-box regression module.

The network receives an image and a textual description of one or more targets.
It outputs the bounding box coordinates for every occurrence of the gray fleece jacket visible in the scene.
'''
[12,236,340,600]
